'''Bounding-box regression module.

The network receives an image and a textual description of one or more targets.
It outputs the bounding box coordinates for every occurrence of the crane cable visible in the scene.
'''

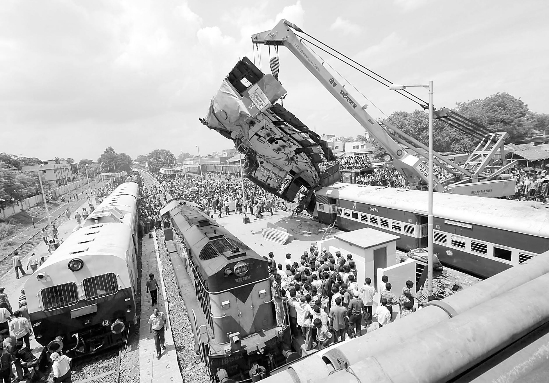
[296,30,429,109]
[293,31,496,138]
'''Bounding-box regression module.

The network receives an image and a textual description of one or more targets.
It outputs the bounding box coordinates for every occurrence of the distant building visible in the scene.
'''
[343,141,376,155]
[221,148,238,158]
[22,160,74,186]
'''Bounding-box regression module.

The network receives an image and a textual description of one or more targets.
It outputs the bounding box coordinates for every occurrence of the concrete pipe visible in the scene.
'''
[262,252,549,383]
[458,321,549,383]
[316,272,549,383]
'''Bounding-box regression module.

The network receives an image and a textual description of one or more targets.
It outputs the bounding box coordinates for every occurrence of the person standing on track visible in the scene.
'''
[146,273,159,306]
[148,307,167,359]
[26,254,39,274]
[12,252,26,279]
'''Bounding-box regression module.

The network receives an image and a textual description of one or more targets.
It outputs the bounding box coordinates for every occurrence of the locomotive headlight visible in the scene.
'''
[68,258,84,272]
[234,261,249,277]
[258,289,266,298]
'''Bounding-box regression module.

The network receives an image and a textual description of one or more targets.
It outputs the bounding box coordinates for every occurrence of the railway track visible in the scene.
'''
[71,349,122,383]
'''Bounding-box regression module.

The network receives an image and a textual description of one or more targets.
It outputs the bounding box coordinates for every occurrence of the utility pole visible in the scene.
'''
[37,166,52,229]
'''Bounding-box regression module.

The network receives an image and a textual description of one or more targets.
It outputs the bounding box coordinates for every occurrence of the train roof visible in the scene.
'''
[317,183,549,238]
[163,200,264,276]
[39,224,132,268]
[84,182,138,227]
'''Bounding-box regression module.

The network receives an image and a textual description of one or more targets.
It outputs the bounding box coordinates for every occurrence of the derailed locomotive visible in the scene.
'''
[161,200,296,380]
[24,182,139,356]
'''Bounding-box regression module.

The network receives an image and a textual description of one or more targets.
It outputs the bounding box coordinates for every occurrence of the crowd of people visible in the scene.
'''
[268,246,417,351]
[0,287,68,382]
[338,154,371,171]
[355,167,407,188]
[155,173,292,219]
[509,167,549,202]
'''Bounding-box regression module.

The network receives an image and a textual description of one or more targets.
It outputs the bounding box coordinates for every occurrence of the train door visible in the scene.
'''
[418,215,428,248]
[316,196,338,224]
[373,247,387,290]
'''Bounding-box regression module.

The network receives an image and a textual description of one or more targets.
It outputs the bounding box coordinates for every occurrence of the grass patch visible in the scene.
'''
[0,223,17,241]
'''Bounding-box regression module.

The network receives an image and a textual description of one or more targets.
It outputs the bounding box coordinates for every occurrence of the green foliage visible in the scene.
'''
[456,93,534,143]
[384,110,476,153]
[0,223,17,241]
[97,147,133,173]
[135,154,148,164]
[177,152,193,164]
[146,149,176,173]
[0,169,41,202]
[0,153,22,170]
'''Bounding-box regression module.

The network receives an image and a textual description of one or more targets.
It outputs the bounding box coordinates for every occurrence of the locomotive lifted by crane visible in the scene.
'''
[201,19,516,205]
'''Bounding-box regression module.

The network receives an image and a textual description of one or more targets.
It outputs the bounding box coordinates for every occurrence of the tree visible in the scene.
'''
[456,93,534,143]
[0,153,21,170]
[147,149,176,173]
[66,158,75,164]
[136,155,148,164]
[177,152,193,164]
[384,110,476,154]
[115,153,133,173]
[98,147,118,173]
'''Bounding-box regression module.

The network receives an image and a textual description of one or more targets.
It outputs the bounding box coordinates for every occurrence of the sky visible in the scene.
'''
[1,0,548,162]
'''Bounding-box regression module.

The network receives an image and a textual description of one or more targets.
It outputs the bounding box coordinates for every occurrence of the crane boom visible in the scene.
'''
[252,19,442,191]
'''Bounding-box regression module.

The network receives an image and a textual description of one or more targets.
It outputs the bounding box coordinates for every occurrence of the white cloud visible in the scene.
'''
[330,17,362,36]
[394,0,432,11]
[197,26,235,46]
[354,32,408,67]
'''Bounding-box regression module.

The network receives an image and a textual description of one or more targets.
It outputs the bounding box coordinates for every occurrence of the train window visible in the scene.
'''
[519,253,535,264]
[370,216,378,226]
[361,213,368,222]
[471,241,488,255]
[433,232,447,245]
[391,222,402,232]
[41,283,79,310]
[351,211,358,220]
[404,224,415,236]
[83,273,118,299]
[450,236,466,249]
[337,208,342,216]
[494,247,512,262]
[380,218,389,228]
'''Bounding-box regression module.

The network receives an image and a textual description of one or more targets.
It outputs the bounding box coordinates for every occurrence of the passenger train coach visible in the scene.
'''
[315,183,549,278]
[24,182,139,356]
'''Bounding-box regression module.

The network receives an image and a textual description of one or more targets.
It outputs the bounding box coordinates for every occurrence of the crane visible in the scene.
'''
[251,20,516,197]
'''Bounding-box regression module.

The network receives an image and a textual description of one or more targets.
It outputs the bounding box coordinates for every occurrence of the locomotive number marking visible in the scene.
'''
[235,275,251,283]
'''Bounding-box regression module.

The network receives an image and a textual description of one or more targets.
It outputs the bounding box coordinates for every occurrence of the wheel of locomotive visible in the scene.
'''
[111,319,125,334]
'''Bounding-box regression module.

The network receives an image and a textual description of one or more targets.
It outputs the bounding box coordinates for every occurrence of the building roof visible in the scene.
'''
[334,228,400,249]
[511,148,549,161]
[227,153,245,163]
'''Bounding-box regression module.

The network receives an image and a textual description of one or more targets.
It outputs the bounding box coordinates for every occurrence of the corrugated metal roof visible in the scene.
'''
[511,148,549,161]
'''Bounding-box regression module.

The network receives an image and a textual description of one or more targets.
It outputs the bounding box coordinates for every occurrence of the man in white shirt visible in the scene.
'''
[374,298,391,328]
[148,308,167,359]
[0,307,10,335]
[9,310,32,349]
[51,352,72,382]
[360,277,376,324]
